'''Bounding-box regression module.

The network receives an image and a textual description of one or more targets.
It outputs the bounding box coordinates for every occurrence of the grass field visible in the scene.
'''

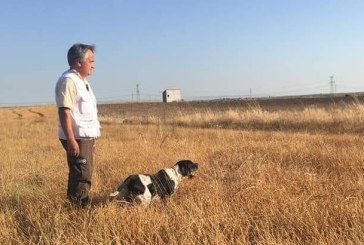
[1,97,364,244]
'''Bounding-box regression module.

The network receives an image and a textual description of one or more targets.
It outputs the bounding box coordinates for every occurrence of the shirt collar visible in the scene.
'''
[69,69,87,82]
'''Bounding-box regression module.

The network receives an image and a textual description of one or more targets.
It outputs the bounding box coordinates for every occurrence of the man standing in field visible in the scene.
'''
[55,43,101,206]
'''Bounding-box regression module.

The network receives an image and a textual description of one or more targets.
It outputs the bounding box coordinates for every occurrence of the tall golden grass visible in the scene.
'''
[0,100,363,244]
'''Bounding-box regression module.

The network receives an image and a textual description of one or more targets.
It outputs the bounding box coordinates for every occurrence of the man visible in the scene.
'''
[55,43,101,206]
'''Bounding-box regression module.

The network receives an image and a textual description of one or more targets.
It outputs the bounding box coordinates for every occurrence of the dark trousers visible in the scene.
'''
[60,139,95,205]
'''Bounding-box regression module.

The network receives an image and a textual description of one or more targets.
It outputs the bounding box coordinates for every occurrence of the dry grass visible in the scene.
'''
[99,101,364,133]
[0,101,364,244]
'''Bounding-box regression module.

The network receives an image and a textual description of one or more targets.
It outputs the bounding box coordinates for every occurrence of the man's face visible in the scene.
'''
[77,50,94,78]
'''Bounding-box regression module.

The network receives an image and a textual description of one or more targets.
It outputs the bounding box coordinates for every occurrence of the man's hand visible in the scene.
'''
[67,138,80,157]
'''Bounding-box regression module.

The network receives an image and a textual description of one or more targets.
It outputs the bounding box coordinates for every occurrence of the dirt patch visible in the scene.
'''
[28,109,45,118]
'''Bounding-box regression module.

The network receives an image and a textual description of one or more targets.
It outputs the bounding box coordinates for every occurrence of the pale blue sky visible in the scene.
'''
[1,0,364,105]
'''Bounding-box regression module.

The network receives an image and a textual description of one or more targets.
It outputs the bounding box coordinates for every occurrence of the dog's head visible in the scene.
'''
[175,160,199,178]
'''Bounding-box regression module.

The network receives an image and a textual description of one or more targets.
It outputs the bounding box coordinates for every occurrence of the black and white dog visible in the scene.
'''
[109,160,199,205]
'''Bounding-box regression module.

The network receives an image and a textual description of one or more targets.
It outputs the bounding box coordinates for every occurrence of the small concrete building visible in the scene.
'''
[162,89,182,103]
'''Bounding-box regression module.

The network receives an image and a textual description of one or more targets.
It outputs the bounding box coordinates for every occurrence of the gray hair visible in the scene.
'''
[67,43,95,67]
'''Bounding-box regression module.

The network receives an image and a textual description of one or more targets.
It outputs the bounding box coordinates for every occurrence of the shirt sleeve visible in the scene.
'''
[55,77,77,109]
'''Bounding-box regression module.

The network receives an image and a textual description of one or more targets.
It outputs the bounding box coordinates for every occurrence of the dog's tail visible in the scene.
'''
[109,190,133,205]
[110,191,120,197]
[109,188,130,200]
[109,191,120,202]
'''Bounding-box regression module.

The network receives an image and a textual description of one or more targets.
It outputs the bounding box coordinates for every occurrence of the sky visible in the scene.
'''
[1,0,364,105]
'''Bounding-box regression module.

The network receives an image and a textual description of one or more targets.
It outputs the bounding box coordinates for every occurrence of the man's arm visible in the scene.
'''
[59,107,79,156]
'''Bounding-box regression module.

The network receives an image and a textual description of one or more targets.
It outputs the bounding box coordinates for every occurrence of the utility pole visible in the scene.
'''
[250,88,252,98]
[136,84,140,102]
[330,76,335,94]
